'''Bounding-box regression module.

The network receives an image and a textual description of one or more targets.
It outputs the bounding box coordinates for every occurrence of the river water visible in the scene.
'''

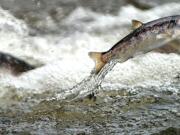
[0,0,179,135]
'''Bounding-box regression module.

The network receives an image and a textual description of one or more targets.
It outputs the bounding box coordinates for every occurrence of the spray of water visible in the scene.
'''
[56,60,118,101]
[55,31,180,101]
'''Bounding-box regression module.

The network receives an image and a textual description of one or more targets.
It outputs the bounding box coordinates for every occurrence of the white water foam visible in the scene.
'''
[0,3,179,99]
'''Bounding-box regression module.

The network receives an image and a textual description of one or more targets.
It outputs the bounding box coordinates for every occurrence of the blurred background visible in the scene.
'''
[0,0,179,135]
[0,0,179,34]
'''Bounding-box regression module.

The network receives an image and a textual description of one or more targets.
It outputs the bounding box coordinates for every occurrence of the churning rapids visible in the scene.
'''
[0,1,180,135]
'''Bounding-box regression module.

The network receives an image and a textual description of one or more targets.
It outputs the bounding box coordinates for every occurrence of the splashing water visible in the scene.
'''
[56,60,118,100]
[55,29,180,101]
[0,2,180,134]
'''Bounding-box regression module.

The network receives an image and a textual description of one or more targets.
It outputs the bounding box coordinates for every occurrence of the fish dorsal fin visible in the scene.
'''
[132,19,143,29]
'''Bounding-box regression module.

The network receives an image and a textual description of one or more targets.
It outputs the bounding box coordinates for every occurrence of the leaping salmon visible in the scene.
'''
[89,15,180,73]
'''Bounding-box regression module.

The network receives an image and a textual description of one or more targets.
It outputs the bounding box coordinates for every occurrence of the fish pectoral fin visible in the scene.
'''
[154,40,180,54]
[156,31,173,39]
[133,51,144,57]
[88,52,106,74]
[131,19,143,29]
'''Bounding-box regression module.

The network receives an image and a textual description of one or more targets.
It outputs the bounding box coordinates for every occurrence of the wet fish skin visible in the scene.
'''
[0,52,35,76]
[89,15,180,73]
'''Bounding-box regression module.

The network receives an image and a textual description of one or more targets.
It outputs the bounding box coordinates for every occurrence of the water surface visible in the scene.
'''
[0,1,179,134]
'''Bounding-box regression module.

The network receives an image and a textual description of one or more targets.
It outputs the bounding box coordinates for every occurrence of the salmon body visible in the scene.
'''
[89,15,180,73]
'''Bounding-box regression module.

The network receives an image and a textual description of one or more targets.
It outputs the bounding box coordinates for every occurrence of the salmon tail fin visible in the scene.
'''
[88,52,106,74]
